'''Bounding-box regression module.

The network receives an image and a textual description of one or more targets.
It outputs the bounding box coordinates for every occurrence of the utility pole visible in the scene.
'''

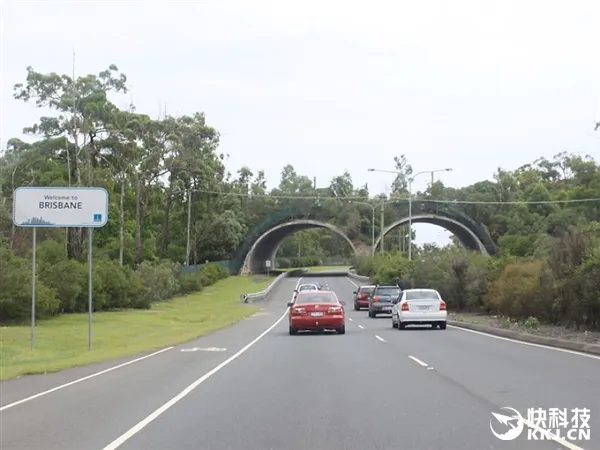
[379,197,385,252]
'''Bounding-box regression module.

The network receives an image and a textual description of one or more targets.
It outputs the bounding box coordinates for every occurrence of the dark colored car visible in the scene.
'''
[368,285,402,318]
[353,285,376,311]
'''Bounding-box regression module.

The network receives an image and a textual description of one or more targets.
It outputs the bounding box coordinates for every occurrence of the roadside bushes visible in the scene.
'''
[0,239,230,323]
[352,226,600,330]
[276,256,322,269]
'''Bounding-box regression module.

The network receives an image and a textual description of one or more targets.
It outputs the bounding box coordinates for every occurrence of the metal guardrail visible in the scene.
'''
[347,271,371,284]
[241,272,291,303]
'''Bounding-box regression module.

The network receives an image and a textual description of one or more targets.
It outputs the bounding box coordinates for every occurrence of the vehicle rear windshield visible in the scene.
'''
[299,285,317,291]
[359,287,374,294]
[376,288,401,297]
[405,290,440,300]
[295,293,338,304]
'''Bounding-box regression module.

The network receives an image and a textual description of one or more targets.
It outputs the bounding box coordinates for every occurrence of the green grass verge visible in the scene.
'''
[280,265,351,272]
[0,276,272,381]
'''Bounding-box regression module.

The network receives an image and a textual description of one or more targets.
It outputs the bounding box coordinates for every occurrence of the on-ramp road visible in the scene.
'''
[1,274,599,450]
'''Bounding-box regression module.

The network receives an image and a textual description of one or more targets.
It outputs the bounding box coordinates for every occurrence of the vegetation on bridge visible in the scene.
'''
[2,63,600,329]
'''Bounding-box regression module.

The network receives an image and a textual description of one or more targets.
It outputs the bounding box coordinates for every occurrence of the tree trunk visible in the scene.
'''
[67,146,84,260]
[135,177,142,265]
[119,177,125,265]
[159,191,173,259]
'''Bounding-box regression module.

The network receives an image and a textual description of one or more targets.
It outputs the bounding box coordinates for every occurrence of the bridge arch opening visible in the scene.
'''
[241,220,357,274]
[374,214,489,254]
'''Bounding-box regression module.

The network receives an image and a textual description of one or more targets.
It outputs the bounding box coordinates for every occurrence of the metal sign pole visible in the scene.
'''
[12,187,108,353]
[88,227,93,351]
[31,227,37,351]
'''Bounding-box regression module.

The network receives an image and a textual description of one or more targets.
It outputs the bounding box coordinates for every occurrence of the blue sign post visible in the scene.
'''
[13,187,109,351]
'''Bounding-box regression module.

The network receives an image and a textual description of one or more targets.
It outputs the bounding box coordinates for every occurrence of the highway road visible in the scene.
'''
[1,273,599,450]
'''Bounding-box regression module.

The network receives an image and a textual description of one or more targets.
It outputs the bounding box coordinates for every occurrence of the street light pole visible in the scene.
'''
[371,206,375,256]
[367,167,453,261]
[408,177,413,261]
[380,197,385,252]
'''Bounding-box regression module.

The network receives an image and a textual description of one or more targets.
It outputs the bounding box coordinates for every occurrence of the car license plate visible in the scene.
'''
[311,312,324,317]
[383,308,391,313]
[418,305,430,310]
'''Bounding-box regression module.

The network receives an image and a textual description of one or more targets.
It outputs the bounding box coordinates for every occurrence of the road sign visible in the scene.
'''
[12,186,109,353]
[13,186,109,228]
[265,260,271,268]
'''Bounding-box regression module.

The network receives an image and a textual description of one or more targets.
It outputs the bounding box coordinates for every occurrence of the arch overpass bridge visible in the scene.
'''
[226,202,498,275]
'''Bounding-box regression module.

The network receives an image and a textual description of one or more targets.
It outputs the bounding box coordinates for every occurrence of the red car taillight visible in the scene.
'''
[372,296,380,302]
[292,307,306,315]
[401,302,409,311]
[327,306,343,314]
[440,300,446,311]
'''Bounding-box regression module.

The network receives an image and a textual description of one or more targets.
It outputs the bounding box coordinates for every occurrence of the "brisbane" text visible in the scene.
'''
[39,201,83,210]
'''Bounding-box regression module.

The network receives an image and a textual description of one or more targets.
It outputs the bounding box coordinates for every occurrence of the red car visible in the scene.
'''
[287,291,346,335]
[353,285,375,311]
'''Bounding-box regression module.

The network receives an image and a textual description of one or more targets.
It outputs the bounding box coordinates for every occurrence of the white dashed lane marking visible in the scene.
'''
[358,325,365,329]
[408,355,428,367]
[375,335,386,343]
[348,318,353,321]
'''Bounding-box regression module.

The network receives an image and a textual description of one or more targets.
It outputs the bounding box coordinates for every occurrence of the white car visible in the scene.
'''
[292,283,321,302]
[391,288,447,330]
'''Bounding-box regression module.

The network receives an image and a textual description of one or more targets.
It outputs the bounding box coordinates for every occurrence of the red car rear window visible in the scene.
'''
[295,292,338,304]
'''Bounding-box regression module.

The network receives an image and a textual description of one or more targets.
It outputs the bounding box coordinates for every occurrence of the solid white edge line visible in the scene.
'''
[375,335,386,343]
[408,355,428,367]
[345,277,359,288]
[293,277,302,301]
[342,278,588,449]
[343,276,599,362]
[449,325,600,361]
[0,346,174,412]
[101,307,291,450]
[3,276,302,414]
[519,415,587,450]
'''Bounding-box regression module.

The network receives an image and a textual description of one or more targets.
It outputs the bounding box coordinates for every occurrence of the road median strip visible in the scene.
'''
[448,320,600,356]
[241,272,291,303]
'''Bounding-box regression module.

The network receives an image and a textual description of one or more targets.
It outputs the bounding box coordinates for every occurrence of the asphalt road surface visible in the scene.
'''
[2,274,599,450]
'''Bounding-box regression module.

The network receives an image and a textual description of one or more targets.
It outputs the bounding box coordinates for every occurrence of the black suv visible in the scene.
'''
[368,285,402,318]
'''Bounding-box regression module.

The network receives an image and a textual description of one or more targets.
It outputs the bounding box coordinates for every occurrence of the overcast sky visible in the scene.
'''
[2,0,599,245]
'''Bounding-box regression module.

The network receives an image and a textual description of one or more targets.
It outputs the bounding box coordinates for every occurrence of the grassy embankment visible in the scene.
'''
[0,276,271,381]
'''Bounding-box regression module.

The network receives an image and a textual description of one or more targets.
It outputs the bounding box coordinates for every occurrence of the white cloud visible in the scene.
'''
[2,0,600,245]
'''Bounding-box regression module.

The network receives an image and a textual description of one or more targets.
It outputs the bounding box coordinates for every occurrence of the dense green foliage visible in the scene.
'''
[0,237,229,322]
[354,226,600,330]
[3,63,600,326]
